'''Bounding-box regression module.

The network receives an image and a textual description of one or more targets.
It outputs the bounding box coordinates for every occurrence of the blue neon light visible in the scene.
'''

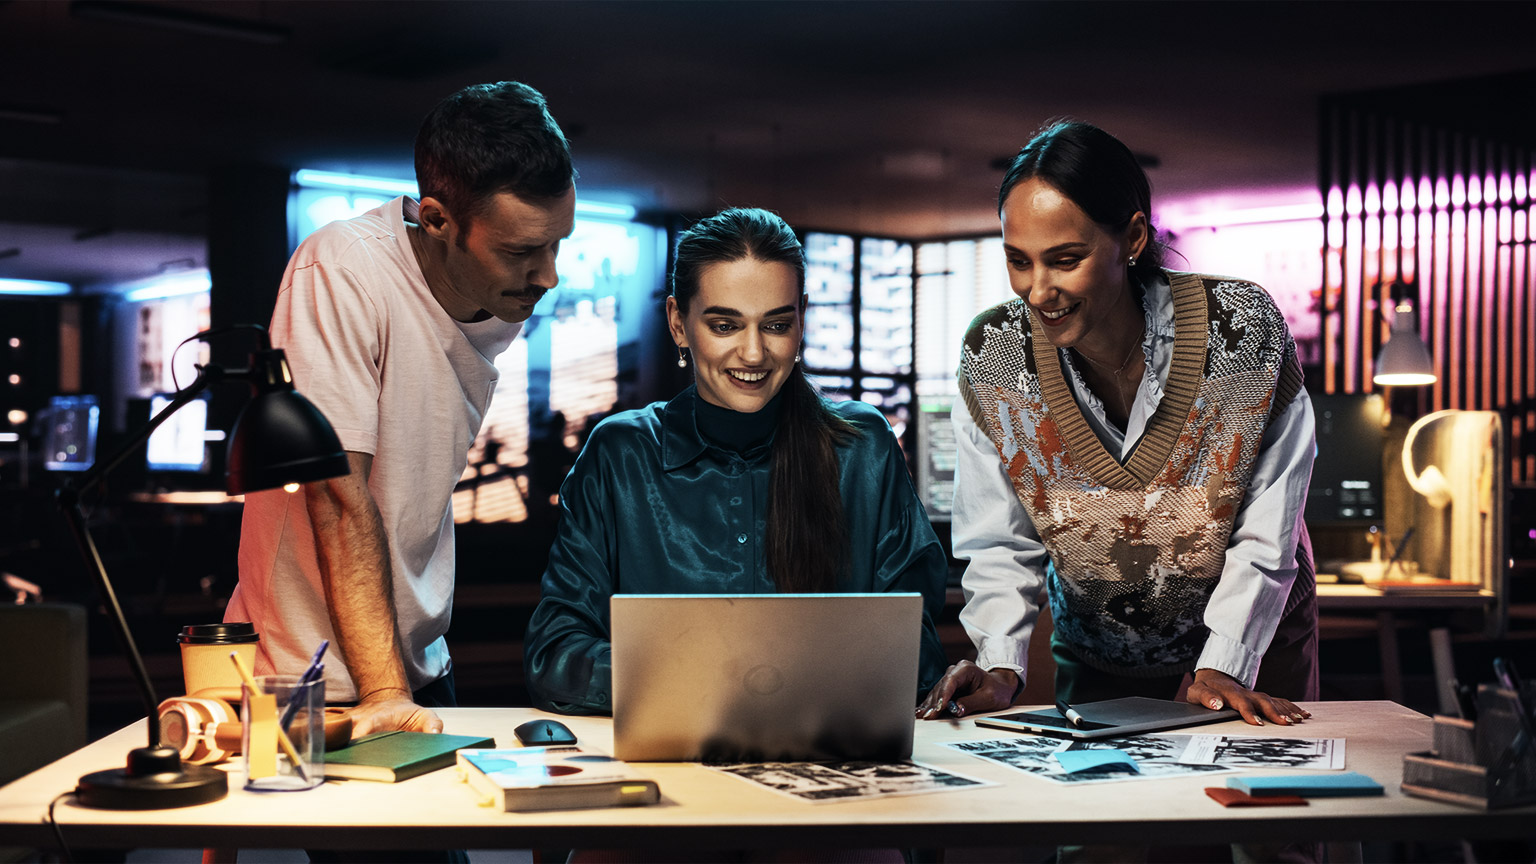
[124,271,212,302]
[293,169,636,220]
[0,279,72,296]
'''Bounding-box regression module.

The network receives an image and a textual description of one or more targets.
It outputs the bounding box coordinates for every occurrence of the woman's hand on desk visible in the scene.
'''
[916,660,1020,720]
[1187,668,1311,726]
[347,693,444,737]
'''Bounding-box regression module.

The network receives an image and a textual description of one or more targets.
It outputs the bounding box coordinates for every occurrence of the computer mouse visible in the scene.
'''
[514,718,578,746]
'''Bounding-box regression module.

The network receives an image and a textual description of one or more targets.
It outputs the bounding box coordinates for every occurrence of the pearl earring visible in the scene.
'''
[1128,256,1137,267]
[794,352,801,364]
[676,347,688,368]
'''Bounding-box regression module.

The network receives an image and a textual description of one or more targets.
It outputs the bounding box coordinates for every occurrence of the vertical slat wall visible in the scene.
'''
[1320,101,1535,483]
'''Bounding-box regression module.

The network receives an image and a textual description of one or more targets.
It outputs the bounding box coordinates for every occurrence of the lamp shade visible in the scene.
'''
[226,388,349,494]
[1373,305,1437,387]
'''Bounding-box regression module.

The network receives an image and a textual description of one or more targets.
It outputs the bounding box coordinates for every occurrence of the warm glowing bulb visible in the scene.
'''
[283,482,301,493]
[6,409,25,424]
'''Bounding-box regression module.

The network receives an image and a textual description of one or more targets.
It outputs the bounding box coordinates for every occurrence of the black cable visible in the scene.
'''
[167,323,269,392]
[46,789,74,863]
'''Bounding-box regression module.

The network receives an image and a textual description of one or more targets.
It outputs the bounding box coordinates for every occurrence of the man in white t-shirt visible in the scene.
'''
[230,81,576,736]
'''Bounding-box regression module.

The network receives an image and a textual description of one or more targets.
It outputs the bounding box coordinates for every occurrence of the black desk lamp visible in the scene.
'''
[57,325,349,809]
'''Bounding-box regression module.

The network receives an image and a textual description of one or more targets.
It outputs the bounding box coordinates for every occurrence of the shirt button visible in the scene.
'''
[730,496,742,505]
[736,533,748,544]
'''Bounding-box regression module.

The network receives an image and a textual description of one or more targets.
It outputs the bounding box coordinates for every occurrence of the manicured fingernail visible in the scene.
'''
[1279,716,1291,724]
[1210,700,1222,709]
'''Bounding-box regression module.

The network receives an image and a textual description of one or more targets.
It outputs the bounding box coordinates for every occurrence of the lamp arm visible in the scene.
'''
[55,362,224,751]
[65,364,224,501]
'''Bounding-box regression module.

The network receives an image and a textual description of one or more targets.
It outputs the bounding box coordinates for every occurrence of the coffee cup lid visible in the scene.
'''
[178,623,260,644]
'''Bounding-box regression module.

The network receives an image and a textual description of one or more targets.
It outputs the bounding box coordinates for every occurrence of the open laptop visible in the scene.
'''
[611,593,922,762]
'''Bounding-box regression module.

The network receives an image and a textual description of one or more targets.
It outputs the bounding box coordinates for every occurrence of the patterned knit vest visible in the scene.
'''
[959,272,1305,678]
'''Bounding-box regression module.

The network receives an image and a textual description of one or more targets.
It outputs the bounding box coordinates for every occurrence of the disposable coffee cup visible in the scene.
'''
[179,623,260,696]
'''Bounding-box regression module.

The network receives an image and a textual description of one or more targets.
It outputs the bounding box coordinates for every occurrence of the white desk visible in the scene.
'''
[0,702,1528,852]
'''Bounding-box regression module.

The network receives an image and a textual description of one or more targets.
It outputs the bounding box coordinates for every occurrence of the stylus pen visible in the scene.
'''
[1056,699,1087,729]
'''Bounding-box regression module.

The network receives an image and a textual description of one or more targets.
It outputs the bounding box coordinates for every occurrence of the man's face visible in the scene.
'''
[434,186,576,324]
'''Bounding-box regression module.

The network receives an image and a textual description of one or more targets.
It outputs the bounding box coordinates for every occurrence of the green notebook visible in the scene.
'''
[324,731,496,782]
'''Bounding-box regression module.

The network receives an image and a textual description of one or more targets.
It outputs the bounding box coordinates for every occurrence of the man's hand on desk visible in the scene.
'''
[1187,668,1311,727]
[916,660,1020,720]
[347,692,444,737]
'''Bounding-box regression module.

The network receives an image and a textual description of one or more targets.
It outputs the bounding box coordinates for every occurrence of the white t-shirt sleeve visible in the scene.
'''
[269,259,385,456]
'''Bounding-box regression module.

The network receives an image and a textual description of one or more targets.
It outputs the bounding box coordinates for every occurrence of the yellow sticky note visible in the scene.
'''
[246,692,278,778]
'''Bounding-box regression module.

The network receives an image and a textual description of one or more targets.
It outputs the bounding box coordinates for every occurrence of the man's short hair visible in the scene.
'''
[414,81,575,227]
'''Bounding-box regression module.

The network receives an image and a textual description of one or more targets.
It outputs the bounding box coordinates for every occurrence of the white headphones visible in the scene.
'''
[157,696,241,765]
[1400,410,1458,509]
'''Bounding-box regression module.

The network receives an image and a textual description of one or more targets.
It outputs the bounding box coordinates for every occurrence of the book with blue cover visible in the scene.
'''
[1227,771,1384,797]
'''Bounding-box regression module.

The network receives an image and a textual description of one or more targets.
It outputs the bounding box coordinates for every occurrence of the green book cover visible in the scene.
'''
[324,731,496,782]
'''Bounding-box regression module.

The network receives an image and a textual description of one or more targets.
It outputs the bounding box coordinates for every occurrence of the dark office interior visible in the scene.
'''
[3,3,1536,855]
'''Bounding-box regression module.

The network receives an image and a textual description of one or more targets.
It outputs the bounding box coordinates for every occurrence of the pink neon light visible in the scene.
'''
[1452,175,1466,209]
[1345,216,1363,389]
[1421,178,1434,210]
[1498,245,1511,407]
[1365,184,1380,214]
[1383,182,1398,213]
[1327,220,1344,249]
[1346,185,1363,217]
[1365,214,1381,251]
[1401,181,1416,212]
[1500,173,1513,204]
[1327,186,1344,218]
[1516,210,1528,244]
[1501,207,1514,244]
[1449,210,1465,409]
[1434,210,1449,410]
[1516,174,1528,202]
[1468,175,1482,207]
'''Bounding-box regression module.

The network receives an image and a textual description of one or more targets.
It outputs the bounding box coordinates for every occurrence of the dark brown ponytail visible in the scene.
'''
[671,208,860,592]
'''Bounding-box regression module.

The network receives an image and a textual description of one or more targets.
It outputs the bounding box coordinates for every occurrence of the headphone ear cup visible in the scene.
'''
[158,697,239,764]
[1410,465,1453,509]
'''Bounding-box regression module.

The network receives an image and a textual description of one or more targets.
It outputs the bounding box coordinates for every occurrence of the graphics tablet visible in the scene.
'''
[974,696,1239,740]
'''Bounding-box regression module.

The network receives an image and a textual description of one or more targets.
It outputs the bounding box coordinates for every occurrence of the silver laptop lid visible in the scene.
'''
[611,593,922,762]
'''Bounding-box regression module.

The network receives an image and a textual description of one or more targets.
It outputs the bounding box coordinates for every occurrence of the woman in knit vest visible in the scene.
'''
[918,121,1319,728]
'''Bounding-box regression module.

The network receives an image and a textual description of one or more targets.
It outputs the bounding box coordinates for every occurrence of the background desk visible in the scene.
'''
[1317,584,1495,708]
[0,702,1529,852]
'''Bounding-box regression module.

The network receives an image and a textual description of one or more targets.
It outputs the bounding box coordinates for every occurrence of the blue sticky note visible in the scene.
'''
[1053,748,1140,774]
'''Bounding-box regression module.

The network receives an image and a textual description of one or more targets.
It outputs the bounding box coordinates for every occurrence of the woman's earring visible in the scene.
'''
[1128,256,1137,268]
[794,352,801,364]
[676,347,688,369]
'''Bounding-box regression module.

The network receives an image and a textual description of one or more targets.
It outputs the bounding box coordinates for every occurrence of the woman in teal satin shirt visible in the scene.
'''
[523,208,948,715]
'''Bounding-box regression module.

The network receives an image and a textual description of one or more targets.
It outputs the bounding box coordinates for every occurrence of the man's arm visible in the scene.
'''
[306,450,443,736]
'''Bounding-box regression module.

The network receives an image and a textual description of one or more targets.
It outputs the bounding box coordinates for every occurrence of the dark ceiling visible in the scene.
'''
[2,0,1534,287]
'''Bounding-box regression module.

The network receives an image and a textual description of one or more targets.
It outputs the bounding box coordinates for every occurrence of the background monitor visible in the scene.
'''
[43,395,99,472]
[1305,393,1385,524]
[145,393,209,472]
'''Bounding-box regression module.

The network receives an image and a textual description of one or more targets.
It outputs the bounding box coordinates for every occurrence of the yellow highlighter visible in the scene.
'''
[229,652,309,783]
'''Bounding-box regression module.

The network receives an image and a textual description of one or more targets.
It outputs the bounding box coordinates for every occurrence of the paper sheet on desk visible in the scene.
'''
[1172,735,1346,770]
[706,759,995,804]
[945,737,1234,785]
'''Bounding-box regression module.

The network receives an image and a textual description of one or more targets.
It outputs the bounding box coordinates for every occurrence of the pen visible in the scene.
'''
[1383,527,1415,577]
[1056,699,1087,729]
[1493,657,1536,766]
[278,640,329,733]
[230,651,310,782]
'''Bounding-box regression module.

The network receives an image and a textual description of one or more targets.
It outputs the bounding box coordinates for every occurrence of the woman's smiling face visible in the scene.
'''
[1000,177,1146,352]
[667,257,804,413]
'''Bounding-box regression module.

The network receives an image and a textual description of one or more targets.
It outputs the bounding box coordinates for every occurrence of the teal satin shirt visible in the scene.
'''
[523,386,949,714]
